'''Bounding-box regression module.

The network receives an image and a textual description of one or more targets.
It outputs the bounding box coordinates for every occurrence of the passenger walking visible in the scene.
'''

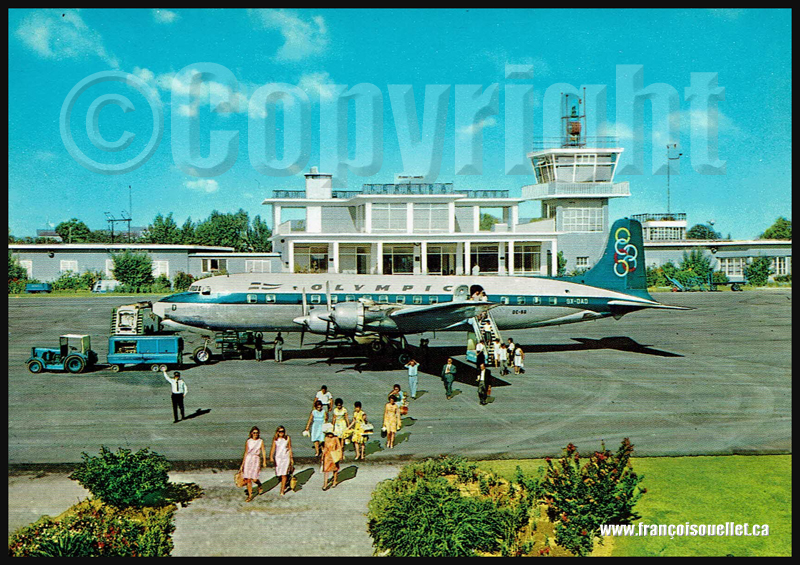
[477,363,492,406]
[383,395,402,449]
[498,344,510,376]
[321,424,342,490]
[240,426,267,502]
[492,338,501,368]
[315,385,333,414]
[254,333,263,362]
[441,357,457,399]
[514,345,524,375]
[273,332,284,363]
[475,340,486,368]
[269,426,294,496]
[405,359,420,399]
[331,398,349,443]
[387,384,405,405]
[162,369,187,423]
[347,401,369,461]
[304,401,328,458]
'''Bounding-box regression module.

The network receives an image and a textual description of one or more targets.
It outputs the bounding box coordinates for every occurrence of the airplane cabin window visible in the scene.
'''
[310,295,322,304]
[247,294,258,304]
[501,296,509,305]
[532,297,541,305]
[516,296,525,305]
[378,295,389,304]
[345,295,355,302]
[265,294,276,303]
[396,296,406,304]
[412,296,423,304]
[429,296,439,304]
[549,297,558,305]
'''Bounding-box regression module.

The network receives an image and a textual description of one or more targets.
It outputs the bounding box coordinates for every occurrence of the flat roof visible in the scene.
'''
[9,244,236,252]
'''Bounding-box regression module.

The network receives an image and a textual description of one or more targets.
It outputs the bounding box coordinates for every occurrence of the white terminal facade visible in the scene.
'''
[265,140,630,277]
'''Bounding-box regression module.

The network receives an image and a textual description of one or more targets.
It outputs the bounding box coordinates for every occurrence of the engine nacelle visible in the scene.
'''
[327,301,365,333]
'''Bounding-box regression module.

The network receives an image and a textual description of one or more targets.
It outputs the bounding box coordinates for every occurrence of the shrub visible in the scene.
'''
[173,271,194,292]
[8,499,175,557]
[8,251,29,293]
[111,251,154,288]
[540,439,645,557]
[367,456,538,557]
[68,446,170,508]
[744,256,774,287]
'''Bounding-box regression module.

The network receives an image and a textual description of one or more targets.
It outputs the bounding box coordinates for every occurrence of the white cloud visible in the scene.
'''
[457,116,497,136]
[184,179,219,193]
[16,9,119,68]
[152,9,179,24]
[250,9,329,61]
[297,71,337,100]
[598,121,635,141]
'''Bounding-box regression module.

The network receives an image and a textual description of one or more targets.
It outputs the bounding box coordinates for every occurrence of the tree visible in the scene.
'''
[679,249,713,280]
[479,213,500,232]
[686,224,721,240]
[179,218,196,245]
[111,250,154,288]
[143,213,182,244]
[760,217,792,240]
[744,256,774,286]
[246,214,272,252]
[8,250,29,293]
[194,209,250,250]
[55,218,92,243]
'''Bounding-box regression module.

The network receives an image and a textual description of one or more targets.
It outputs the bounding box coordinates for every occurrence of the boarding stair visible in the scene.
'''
[465,311,502,364]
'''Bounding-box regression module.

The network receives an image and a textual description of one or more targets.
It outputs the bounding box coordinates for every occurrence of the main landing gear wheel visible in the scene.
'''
[397,350,412,366]
[193,346,212,364]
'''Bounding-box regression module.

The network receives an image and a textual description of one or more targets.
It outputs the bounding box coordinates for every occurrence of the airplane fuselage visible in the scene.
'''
[153,272,664,334]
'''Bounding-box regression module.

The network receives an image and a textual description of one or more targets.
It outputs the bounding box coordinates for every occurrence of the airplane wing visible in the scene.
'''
[381,301,500,333]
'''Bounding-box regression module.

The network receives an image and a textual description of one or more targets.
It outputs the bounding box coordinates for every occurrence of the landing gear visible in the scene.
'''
[364,335,413,367]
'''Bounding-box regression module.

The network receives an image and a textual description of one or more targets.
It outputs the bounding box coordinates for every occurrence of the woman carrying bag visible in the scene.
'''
[269,426,294,496]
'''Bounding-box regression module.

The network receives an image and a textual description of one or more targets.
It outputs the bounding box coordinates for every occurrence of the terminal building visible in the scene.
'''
[9,99,791,285]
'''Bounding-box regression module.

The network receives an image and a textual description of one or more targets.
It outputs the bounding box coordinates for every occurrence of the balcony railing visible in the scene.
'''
[530,136,621,151]
[272,186,511,199]
[631,213,687,222]
[521,181,630,199]
[272,190,306,198]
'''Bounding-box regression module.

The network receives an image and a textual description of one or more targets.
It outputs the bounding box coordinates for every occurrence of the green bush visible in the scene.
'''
[173,271,194,292]
[367,456,538,557]
[8,251,29,293]
[540,439,645,557]
[68,447,171,509]
[744,256,774,287]
[111,251,154,288]
[8,499,175,557]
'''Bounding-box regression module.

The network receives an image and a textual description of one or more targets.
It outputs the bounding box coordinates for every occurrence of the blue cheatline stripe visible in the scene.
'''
[159,292,626,311]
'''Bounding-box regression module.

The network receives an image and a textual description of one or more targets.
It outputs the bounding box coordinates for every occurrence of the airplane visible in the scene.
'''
[152,218,689,363]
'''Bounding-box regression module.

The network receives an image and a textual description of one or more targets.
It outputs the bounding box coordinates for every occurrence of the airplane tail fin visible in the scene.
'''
[568,218,651,299]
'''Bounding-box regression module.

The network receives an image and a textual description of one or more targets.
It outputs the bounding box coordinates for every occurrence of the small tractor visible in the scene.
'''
[26,334,98,374]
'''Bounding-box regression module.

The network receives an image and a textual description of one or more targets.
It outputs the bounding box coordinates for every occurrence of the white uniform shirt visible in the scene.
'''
[164,373,187,395]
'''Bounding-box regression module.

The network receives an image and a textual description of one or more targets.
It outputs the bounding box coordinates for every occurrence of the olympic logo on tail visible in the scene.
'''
[613,227,638,277]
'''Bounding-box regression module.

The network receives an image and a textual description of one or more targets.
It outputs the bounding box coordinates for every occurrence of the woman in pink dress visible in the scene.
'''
[240,426,267,502]
[269,426,294,496]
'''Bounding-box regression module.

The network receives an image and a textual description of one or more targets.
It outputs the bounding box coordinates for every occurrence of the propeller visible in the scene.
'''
[300,287,308,347]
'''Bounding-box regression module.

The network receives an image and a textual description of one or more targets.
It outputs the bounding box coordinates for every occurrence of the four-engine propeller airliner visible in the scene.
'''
[153,218,689,360]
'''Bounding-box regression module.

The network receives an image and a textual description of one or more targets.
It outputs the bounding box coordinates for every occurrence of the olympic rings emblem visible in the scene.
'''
[613,227,638,277]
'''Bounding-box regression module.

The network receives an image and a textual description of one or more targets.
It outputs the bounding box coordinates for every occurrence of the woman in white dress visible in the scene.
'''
[513,345,524,375]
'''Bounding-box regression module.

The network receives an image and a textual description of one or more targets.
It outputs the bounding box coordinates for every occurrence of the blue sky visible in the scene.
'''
[8,9,792,239]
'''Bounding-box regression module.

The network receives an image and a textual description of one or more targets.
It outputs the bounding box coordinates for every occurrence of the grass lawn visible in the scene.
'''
[477,454,791,557]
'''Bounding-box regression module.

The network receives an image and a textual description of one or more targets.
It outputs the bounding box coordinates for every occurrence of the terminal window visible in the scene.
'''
[562,208,603,232]
[201,258,227,273]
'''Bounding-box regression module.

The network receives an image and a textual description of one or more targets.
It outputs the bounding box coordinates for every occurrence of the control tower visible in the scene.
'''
[521,93,631,272]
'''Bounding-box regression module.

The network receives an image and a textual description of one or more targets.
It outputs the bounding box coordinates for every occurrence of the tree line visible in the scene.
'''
[8,209,272,252]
